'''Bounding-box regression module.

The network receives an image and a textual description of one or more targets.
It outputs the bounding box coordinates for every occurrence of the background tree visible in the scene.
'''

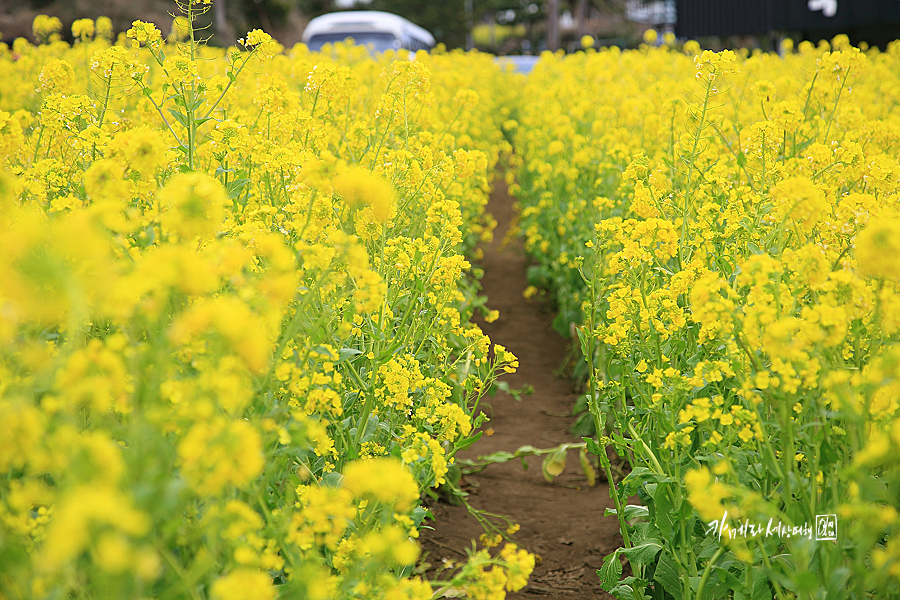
[367,0,469,48]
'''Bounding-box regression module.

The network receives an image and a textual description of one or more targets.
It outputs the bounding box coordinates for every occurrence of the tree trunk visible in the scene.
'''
[547,0,559,50]
[576,0,587,37]
[214,0,234,44]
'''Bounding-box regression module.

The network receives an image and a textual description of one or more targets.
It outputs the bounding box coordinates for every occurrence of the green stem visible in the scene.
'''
[96,75,112,130]
[143,84,185,146]
[680,73,714,267]
[201,53,255,121]
[756,538,789,600]
[695,546,726,600]
[822,68,850,143]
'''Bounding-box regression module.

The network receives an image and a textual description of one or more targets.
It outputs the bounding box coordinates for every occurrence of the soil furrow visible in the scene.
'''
[421,179,622,599]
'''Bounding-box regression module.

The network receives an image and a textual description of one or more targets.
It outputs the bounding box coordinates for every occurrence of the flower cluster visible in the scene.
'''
[514,40,900,596]
[0,10,531,600]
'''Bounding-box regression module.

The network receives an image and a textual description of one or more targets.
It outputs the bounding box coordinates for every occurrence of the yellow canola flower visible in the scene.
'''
[684,467,733,523]
[499,543,536,591]
[126,20,162,49]
[158,172,228,240]
[342,457,419,511]
[71,18,95,41]
[773,176,829,232]
[38,59,75,94]
[856,218,900,281]
[0,15,534,599]
[95,16,113,40]
[0,110,24,158]
[0,206,114,324]
[90,46,146,83]
[40,484,151,570]
[32,14,62,43]
[210,569,276,600]
[177,417,265,495]
[333,167,394,222]
[240,29,280,59]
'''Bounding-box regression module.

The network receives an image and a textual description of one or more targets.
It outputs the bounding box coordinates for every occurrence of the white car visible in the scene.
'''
[302,11,435,53]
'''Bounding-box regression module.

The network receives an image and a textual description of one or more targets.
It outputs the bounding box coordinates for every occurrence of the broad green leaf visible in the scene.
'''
[598,549,623,591]
[609,576,648,600]
[653,482,676,539]
[621,540,663,566]
[653,549,683,600]
[605,504,650,520]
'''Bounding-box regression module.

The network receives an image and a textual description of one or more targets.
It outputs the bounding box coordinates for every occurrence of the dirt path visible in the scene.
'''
[421,179,622,599]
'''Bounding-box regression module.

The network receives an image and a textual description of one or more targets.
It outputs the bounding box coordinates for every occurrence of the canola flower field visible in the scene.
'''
[1,4,899,599]
[514,35,900,599]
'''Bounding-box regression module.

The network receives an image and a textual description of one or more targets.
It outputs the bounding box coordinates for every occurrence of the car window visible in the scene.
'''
[307,32,397,52]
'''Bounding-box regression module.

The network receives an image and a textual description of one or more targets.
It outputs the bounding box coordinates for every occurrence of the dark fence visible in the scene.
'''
[675,0,900,44]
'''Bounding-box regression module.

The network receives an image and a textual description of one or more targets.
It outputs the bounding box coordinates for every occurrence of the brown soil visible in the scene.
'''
[420,179,623,598]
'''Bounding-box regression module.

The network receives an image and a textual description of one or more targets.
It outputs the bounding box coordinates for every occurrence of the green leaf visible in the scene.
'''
[621,540,663,566]
[320,472,342,487]
[607,583,634,600]
[444,464,462,487]
[823,568,851,600]
[167,108,188,127]
[626,505,650,520]
[576,325,590,359]
[623,466,652,481]
[631,522,661,543]
[750,565,772,600]
[604,504,650,520]
[653,549,683,600]
[513,444,540,456]
[356,415,379,444]
[583,436,604,456]
[708,568,742,600]
[598,550,623,591]
[454,431,482,452]
[653,482,676,540]
[696,537,720,562]
[609,576,649,600]
[338,348,363,362]
[478,451,515,463]
[493,380,533,401]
